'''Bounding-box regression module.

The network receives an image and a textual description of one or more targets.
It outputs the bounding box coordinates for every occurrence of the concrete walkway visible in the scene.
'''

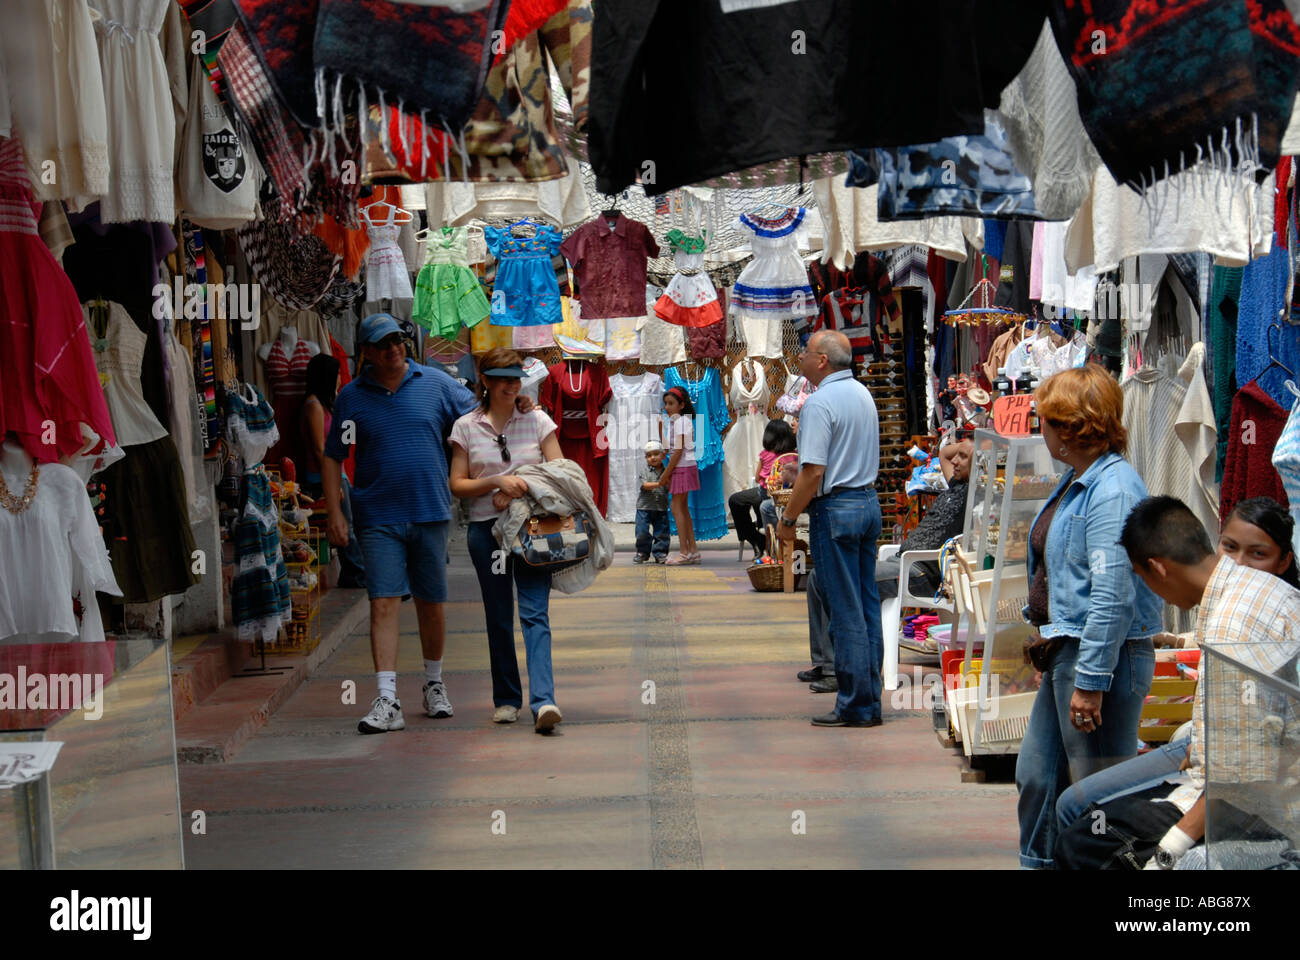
[180,540,1018,869]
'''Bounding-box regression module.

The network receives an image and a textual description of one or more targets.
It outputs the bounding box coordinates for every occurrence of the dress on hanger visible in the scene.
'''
[731,208,814,358]
[663,366,731,541]
[722,360,769,500]
[655,230,723,328]
[607,371,664,522]
[88,0,177,223]
[0,137,116,465]
[365,205,414,301]
[412,226,490,337]
[775,372,815,418]
[0,460,121,644]
[485,222,564,326]
[84,302,199,603]
[539,360,613,515]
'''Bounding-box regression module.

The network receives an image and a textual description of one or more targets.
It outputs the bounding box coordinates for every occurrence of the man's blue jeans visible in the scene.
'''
[466,520,554,716]
[807,488,883,723]
[635,508,670,558]
[1015,636,1156,868]
[1055,734,1190,829]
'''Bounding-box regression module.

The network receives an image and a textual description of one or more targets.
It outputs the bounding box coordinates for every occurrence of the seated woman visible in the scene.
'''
[876,438,973,599]
[729,420,796,560]
[760,455,800,536]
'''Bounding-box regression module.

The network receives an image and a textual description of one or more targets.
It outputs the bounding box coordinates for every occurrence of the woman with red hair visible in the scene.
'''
[1015,363,1164,869]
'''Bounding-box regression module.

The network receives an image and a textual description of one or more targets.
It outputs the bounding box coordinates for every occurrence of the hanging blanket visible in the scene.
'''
[1049,0,1300,192]
[313,0,510,134]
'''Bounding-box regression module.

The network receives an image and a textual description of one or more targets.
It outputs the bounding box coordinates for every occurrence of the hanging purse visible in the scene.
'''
[511,510,595,571]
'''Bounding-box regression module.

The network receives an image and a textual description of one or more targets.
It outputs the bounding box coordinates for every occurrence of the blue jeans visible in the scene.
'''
[466,520,554,716]
[1055,734,1191,829]
[635,508,670,558]
[355,521,447,602]
[807,488,883,723]
[1015,636,1156,868]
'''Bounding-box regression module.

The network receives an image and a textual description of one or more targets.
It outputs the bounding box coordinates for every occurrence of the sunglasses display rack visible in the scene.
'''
[861,360,910,543]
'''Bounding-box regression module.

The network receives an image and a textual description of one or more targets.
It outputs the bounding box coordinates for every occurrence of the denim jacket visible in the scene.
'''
[1025,452,1163,691]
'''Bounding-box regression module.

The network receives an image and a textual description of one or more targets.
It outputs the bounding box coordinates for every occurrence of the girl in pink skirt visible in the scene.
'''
[661,386,700,565]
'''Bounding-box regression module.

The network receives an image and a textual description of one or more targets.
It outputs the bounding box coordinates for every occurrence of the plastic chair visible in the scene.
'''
[879,544,953,691]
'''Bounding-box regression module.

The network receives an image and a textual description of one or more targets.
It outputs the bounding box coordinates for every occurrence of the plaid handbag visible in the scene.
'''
[511,511,594,571]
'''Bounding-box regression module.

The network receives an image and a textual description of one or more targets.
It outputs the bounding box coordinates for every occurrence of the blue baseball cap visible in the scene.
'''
[359,312,403,345]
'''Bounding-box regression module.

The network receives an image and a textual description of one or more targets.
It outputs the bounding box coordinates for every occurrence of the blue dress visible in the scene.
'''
[484,223,564,326]
[663,366,731,541]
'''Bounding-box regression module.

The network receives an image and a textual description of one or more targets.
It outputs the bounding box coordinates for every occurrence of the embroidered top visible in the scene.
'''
[560,212,660,319]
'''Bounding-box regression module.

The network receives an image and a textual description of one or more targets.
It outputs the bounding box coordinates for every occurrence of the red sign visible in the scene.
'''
[992,395,1033,437]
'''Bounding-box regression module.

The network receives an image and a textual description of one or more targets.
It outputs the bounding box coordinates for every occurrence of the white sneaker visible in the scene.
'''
[422,681,454,718]
[492,705,519,724]
[358,695,405,734]
[534,703,563,733]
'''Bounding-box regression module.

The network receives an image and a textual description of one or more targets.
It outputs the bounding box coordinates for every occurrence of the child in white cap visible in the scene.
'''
[635,440,671,563]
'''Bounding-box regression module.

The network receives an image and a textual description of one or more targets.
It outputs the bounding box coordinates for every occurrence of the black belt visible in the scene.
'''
[825,484,874,496]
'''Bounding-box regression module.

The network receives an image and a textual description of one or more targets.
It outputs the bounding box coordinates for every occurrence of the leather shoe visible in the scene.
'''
[810,712,882,727]
[796,666,828,682]
[809,677,839,693]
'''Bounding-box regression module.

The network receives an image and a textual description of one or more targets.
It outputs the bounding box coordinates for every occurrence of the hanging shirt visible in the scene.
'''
[560,213,660,319]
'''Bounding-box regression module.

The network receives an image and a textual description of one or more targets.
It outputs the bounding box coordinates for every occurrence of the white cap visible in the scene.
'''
[644,440,664,453]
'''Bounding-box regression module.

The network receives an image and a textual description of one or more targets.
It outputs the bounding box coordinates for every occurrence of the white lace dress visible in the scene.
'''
[88,0,177,223]
[721,360,769,499]
[365,206,414,301]
[606,371,664,522]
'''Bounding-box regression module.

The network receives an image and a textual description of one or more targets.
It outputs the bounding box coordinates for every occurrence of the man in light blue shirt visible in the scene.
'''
[779,330,885,727]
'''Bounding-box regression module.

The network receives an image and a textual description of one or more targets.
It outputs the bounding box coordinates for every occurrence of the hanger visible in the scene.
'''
[600,191,623,220]
[509,216,540,237]
[364,200,412,225]
[1259,322,1296,380]
[745,186,790,219]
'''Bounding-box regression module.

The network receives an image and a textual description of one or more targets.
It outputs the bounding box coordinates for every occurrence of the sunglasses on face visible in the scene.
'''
[372,334,403,350]
[495,433,511,463]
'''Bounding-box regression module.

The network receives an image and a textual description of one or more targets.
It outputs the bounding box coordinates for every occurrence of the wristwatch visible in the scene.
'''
[780,515,797,528]
[1155,848,1179,870]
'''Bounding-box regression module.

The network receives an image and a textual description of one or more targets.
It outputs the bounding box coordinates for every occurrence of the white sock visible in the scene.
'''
[424,659,442,684]
[376,671,397,701]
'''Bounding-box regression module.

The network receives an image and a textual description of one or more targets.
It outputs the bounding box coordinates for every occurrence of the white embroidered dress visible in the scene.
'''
[606,371,664,522]
[721,360,769,499]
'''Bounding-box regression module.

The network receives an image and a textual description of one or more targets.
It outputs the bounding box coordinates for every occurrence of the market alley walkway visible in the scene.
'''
[180,549,1018,869]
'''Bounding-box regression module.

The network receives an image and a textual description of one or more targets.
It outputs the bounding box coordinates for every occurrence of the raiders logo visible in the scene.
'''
[203,129,245,193]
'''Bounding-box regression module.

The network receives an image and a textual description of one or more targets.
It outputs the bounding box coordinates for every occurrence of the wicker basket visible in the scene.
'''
[746,524,809,591]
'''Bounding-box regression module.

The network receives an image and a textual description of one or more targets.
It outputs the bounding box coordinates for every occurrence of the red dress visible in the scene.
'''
[0,136,115,462]
[540,360,612,516]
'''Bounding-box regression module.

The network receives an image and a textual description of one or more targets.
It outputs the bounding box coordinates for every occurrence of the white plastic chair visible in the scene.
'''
[879,544,953,691]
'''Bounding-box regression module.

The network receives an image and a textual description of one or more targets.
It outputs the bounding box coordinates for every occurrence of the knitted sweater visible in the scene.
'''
[1220,380,1291,524]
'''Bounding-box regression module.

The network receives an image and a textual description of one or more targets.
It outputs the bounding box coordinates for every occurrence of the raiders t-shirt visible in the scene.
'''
[179,54,261,229]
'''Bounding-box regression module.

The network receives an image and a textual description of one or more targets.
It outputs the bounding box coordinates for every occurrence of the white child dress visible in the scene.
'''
[730,207,817,358]
[721,359,769,499]
[365,204,413,302]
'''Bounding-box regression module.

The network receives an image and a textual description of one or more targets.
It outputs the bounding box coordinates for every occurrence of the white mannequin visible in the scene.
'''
[256,324,321,364]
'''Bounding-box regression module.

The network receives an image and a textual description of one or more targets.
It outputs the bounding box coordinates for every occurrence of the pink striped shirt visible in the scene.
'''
[449,407,558,521]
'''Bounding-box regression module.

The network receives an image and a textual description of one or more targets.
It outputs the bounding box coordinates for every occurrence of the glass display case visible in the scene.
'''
[948,430,1064,756]
[0,635,184,869]
[1201,641,1300,869]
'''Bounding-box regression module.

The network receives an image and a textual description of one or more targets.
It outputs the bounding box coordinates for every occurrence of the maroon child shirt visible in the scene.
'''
[560,212,660,319]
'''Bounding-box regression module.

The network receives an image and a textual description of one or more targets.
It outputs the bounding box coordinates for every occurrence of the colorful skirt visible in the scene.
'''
[97,436,200,603]
[669,464,701,494]
[655,271,723,328]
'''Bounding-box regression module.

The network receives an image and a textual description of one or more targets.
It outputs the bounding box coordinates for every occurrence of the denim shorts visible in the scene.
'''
[355,522,449,602]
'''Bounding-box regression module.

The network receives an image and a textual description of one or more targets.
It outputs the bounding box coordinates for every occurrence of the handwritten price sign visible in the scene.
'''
[992,395,1033,437]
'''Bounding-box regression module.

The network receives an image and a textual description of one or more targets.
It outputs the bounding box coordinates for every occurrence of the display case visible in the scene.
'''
[0,635,184,869]
[1201,641,1300,869]
[948,430,1064,756]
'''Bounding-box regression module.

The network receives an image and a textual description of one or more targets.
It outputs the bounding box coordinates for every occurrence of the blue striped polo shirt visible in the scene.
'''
[324,360,477,528]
